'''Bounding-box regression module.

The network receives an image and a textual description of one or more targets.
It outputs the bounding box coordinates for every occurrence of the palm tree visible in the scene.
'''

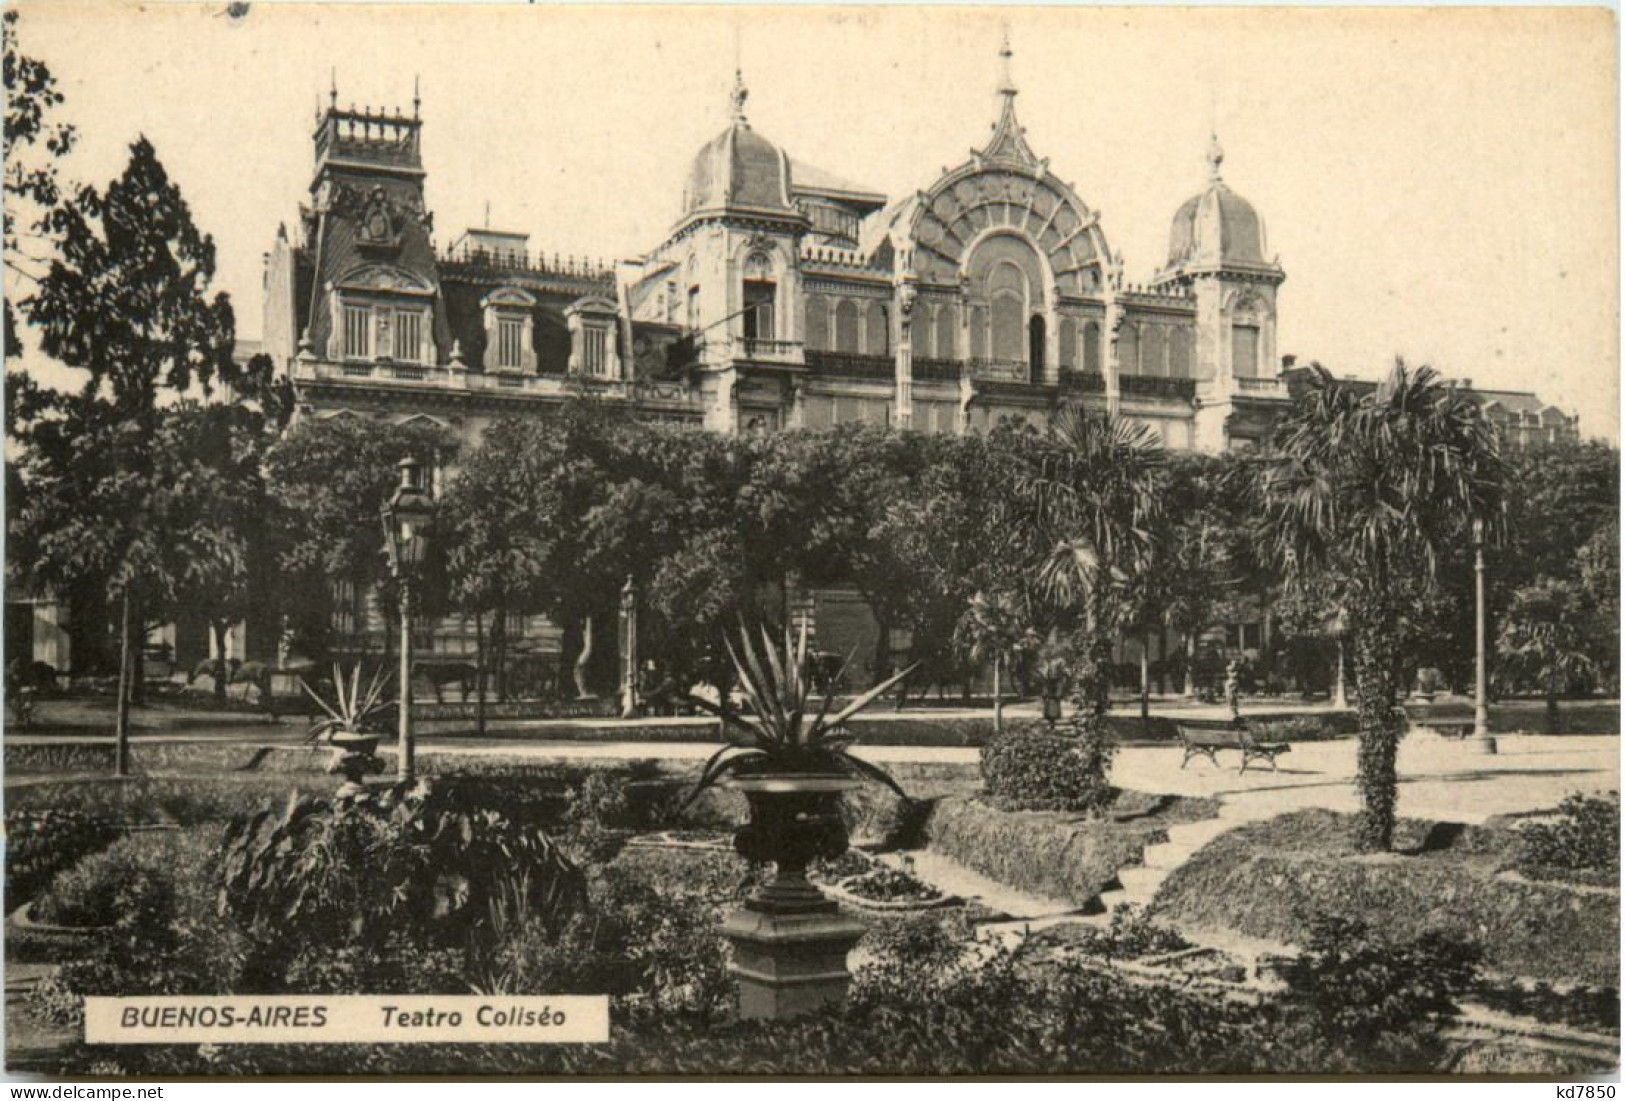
[1015,409,1165,718]
[1261,362,1503,851]
[1497,577,1597,730]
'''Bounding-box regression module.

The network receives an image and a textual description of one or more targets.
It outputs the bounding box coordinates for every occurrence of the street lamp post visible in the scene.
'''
[382,457,437,783]
[1472,517,1497,755]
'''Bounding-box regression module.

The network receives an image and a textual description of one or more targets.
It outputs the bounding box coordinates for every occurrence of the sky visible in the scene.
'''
[9,1,1620,440]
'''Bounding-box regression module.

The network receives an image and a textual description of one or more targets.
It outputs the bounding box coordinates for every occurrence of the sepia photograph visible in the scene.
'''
[1,0,1619,1082]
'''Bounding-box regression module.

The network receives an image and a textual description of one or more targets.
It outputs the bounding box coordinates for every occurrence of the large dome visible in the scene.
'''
[683,120,794,216]
[1165,138,1269,269]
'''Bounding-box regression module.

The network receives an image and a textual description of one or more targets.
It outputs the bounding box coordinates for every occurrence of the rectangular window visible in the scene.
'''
[393,309,422,363]
[496,316,524,370]
[1232,324,1260,378]
[583,326,609,376]
[343,304,372,360]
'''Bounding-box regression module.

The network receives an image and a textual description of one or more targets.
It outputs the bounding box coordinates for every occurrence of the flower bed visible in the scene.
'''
[828,862,957,912]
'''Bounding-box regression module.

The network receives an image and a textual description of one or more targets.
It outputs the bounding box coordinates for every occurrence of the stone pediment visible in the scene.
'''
[333,263,436,297]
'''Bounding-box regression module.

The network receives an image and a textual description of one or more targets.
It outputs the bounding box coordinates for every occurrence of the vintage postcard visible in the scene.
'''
[2,0,1619,1083]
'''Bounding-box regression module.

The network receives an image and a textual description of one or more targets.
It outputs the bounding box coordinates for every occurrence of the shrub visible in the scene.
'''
[1250,715,1334,743]
[1472,978,1620,1036]
[1279,913,1483,1046]
[5,810,119,907]
[1080,903,1190,961]
[218,780,589,986]
[980,718,1115,813]
[28,827,243,1028]
[34,834,163,927]
[1517,792,1620,875]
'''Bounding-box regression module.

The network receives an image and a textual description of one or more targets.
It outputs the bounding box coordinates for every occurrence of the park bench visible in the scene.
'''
[1174,720,1293,772]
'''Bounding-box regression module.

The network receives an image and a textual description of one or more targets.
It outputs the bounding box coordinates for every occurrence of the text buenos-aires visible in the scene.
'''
[120,1005,328,1029]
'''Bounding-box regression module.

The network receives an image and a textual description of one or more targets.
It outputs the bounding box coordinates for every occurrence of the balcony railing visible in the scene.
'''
[1233,375,1289,399]
[1121,375,1197,401]
[1059,369,1106,394]
[804,349,893,381]
[737,337,803,363]
[294,358,701,406]
[966,358,1031,384]
[911,357,962,382]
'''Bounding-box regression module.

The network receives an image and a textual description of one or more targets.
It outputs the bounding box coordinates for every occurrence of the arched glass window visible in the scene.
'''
[934,305,957,360]
[969,304,988,360]
[1169,326,1192,377]
[741,252,775,343]
[1142,326,1167,377]
[866,302,889,356]
[1232,324,1260,378]
[1082,321,1101,374]
[1058,317,1077,369]
[804,294,829,351]
[835,300,860,353]
[1118,324,1139,375]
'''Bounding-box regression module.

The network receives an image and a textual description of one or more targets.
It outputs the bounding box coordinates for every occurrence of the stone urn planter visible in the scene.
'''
[681,621,920,1020]
[719,773,867,1020]
[328,729,384,800]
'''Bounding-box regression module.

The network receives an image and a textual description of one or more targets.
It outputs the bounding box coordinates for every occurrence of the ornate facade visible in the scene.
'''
[267,40,1293,455]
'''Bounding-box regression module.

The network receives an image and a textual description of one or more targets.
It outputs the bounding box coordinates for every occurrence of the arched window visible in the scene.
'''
[1169,326,1192,377]
[934,305,957,361]
[1058,317,1077,369]
[1232,324,1260,378]
[969,304,988,360]
[835,300,860,353]
[1027,315,1045,374]
[988,261,1026,362]
[1082,320,1101,374]
[804,294,829,351]
[1142,325,1167,377]
[1118,324,1139,375]
[742,252,775,343]
[865,302,889,356]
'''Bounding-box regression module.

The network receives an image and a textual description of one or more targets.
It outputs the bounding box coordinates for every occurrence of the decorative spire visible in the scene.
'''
[730,68,749,127]
[412,75,421,119]
[329,68,337,111]
[1207,131,1225,183]
[979,26,1037,166]
[997,23,1017,100]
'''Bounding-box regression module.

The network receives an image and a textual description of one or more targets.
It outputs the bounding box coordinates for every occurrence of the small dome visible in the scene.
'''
[1165,137,1269,269]
[683,122,794,215]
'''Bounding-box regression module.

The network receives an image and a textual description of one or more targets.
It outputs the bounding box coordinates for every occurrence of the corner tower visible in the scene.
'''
[1154,135,1286,447]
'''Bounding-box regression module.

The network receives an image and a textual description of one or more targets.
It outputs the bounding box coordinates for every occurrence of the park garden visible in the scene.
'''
[3,10,1620,1077]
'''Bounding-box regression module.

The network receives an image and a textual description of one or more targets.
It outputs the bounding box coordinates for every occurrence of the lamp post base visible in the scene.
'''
[720,904,866,1020]
[1470,733,1499,755]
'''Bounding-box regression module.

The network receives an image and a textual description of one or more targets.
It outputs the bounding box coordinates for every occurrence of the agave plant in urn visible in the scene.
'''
[683,620,916,1019]
[302,663,392,799]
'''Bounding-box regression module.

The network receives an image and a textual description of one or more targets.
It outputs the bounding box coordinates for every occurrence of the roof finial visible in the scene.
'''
[997,22,1017,100]
[730,67,749,126]
[412,75,421,119]
[329,68,337,111]
[1207,131,1225,182]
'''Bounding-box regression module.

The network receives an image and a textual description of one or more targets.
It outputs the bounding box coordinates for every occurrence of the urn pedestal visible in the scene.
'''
[719,774,866,1020]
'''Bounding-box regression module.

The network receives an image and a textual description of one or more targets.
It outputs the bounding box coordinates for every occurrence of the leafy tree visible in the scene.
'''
[1262,362,1502,851]
[1577,525,1619,691]
[265,416,459,668]
[13,137,238,772]
[955,589,1038,731]
[3,8,76,357]
[1496,577,1598,726]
